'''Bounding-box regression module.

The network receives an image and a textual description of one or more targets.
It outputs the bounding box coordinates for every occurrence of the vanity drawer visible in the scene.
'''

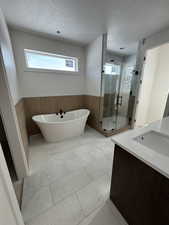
[110,144,169,225]
[161,176,169,197]
[110,145,157,225]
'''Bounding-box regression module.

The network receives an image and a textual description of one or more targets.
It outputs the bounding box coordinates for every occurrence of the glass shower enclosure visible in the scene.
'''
[100,36,137,134]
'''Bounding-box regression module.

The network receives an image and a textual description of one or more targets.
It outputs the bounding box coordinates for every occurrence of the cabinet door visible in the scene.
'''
[158,175,169,224]
[110,145,160,225]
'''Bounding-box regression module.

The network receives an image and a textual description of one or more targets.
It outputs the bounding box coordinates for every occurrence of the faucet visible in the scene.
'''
[59,109,63,115]
[57,109,66,118]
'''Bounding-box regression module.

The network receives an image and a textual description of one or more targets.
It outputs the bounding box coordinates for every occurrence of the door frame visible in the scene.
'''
[131,26,169,128]
[0,9,28,179]
[0,144,24,225]
[0,51,29,179]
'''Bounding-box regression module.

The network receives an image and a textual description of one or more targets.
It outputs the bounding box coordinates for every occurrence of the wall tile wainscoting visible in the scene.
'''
[15,95,104,144]
[23,95,84,136]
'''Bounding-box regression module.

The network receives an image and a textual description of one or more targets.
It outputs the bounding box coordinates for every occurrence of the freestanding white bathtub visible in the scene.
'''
[32,109,90,142]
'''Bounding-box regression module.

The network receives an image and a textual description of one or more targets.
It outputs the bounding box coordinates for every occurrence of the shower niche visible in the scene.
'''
[99,34,138,135]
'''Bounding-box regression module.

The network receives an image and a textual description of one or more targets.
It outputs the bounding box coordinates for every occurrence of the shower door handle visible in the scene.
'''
[119,96,123,106]
[117,95,123,106]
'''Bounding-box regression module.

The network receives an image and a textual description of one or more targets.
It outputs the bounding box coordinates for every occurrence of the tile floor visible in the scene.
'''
[22,126,128,225]
[102,116,128,130]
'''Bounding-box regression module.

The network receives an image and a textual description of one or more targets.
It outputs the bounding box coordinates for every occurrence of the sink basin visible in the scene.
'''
[134,130,169,157]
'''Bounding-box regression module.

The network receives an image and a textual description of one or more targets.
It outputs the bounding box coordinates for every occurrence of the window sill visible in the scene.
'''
[24,68,80,75]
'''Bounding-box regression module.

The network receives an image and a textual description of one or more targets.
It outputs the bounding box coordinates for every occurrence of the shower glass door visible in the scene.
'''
[115,65,134,130]
[101,59,135,132]
[102,62,122,130]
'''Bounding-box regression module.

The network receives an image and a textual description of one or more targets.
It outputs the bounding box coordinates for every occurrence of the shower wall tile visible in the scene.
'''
[84,95,103,130]
[24,97,41,136]
[103,94,116,117]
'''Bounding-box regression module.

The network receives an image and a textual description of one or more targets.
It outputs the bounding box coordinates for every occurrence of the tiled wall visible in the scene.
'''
[15,95,103,141]
[15,94,135,148]
[24,95,84,136]
[103,93,116,117]
[84,95,102,129]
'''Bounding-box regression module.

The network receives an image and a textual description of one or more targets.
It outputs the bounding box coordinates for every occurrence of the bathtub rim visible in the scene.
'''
[32,109,90,125]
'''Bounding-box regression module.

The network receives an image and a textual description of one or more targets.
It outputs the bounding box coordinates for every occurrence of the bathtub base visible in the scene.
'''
[44,130,85,143]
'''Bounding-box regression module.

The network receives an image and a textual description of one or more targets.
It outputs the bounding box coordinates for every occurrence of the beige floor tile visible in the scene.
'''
[84,200,128,225]
[26,194,85,225]
[76,175,110,216]
[23,127,127,225]
[22,186,53,223]
[50,169,92,204]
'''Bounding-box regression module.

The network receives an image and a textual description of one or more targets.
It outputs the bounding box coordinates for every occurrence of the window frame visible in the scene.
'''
[24,49,79,74]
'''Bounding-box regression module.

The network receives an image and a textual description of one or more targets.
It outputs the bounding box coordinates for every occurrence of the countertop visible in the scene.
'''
[111,117,169,179]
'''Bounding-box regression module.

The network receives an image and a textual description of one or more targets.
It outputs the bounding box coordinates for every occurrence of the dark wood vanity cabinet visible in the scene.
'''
[110,145,169,225]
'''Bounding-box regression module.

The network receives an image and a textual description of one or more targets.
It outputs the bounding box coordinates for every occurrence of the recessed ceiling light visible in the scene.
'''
[56,30,61,34]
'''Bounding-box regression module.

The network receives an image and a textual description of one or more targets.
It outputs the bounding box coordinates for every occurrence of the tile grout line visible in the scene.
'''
[23,128,114,224]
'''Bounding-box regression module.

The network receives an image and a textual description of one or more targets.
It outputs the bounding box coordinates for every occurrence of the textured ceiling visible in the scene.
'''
[0,0,169,54]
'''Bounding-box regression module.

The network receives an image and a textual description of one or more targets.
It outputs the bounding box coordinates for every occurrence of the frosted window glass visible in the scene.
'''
[25,49,78,72]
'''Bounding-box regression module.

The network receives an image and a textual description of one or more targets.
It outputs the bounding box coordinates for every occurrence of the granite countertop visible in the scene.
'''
[111,117,169,179]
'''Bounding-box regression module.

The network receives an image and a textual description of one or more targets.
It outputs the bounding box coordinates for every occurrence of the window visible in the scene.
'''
[104,63,121,75]
[24,49,78,72]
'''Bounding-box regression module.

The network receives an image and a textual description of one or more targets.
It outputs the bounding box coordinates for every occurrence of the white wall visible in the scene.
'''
[104,51,123,95]
[10,29,104,98]
[104,52,136,95]
[135,47,159,126]
[147,43,169,123]
[0,145,24,225]
[132,26,169,128]
[136,43,169,126]
[121,54,136,94]
[0,12,20,104]
[0,9,28,178]
[85,35,103,96]
[123,54,136,69]
[106,51,123,65]
[10,29,86,97]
